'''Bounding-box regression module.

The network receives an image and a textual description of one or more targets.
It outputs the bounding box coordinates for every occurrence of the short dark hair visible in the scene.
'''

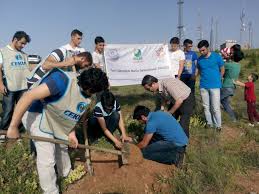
[197,40,209,49]
[170,37,180,44]
[95,36,105,44]
[78,68,109,94]
[101,90,115,110]
[133,105,150,120]
[251,73,258,82]
[231,44,241,51]
[183,39,193,46]
[71,29,83,37]
[12,31,31,43]
[141,75,158,86]
[232,50,244,62]
[77,51,93,65]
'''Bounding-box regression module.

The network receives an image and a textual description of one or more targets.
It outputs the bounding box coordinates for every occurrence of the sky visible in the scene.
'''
[0,0,258,57]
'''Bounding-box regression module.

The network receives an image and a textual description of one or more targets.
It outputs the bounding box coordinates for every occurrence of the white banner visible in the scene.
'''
[104,44,173,86]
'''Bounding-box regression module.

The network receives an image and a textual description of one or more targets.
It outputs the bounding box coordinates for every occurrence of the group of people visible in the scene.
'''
[0,29,130,194]
[0,30,258,194]
[133,37,259,167]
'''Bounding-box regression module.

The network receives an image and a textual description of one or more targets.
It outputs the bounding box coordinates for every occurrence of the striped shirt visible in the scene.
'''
[52,44,85,62]
[158,78,190,101]
[26,44,85,89]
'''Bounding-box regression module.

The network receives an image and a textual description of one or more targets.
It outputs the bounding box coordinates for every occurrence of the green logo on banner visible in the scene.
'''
[133,49,142,60]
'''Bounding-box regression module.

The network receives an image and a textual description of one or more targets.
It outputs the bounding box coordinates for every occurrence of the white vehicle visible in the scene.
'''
[28,55,41,64]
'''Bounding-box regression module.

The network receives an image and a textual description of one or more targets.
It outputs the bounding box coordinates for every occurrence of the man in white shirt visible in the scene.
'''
[46,29,86,72]
[46,34,86,72]
[92,36,106,72]
[26,30,91,88]
[169,37,185,78]
[59,29,85,58]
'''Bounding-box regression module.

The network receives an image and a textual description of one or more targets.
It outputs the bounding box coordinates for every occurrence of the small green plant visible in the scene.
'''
[59,164,86,191]
[0,141,41,193]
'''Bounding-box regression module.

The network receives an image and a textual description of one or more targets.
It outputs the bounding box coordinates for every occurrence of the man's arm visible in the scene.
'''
[220,66,225,77]
[168,98,183,114]
[195,67,199,77]
[41,55,76,71]
[137,133,154,149]
[0,63,7,95]
[7,84,51,138]
[96,117,123,149]
[92,52,102,69]
[177,59,185,78]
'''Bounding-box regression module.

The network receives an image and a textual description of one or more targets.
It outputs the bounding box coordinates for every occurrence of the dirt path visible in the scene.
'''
[66,144,174,194]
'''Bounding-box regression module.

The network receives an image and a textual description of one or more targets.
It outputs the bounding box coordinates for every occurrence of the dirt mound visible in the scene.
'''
[127,143,144,165]
[66,144,174,194]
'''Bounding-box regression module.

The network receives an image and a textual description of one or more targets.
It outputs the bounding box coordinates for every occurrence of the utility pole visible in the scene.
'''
[215,19,219,51]
[177,0,184,45]
[248,21,253,49]
[240,8,246,46]
[209,17,214,51]
[197,8,203,43]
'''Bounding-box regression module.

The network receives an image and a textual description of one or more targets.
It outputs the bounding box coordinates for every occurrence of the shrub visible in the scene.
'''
[0,141,41,193]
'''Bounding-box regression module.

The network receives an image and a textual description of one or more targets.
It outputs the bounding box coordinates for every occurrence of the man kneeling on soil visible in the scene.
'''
[7,68,109,194]
[87,90,132,149]
[133,105,188,165]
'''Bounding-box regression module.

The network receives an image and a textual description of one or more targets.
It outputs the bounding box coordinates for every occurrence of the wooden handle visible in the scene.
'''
[0,130,123,156]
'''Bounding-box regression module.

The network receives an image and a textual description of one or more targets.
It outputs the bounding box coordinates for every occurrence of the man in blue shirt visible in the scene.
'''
[181,39,198,93]
[133,105,188,166]
[196,40,225,130]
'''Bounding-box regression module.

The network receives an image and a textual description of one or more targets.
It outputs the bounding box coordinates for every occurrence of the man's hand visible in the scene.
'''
[0,83,7,95]
[7,126,20,139]
[114,139,123,149]
[68,130,78,148]
[191,75,196,81]
[121,135,133,143]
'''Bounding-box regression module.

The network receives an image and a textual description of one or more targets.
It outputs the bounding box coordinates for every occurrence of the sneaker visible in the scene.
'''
[0,135,6,143]
[216,127,222,132]
[205,124,213,129]
[248,123,255,127]
[175,152,185,168]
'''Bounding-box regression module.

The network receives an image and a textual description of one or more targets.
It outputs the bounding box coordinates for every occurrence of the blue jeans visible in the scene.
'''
[0,90,26,130]
[200,88,222,128]
[141,140,186,165]
[220,87,236,121]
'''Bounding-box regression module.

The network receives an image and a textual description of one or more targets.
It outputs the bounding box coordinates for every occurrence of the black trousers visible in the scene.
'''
[87,111,120,144]
[169,93,195,138]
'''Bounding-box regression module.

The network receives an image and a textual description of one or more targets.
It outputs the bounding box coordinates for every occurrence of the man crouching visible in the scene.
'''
[133,105,188,166]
